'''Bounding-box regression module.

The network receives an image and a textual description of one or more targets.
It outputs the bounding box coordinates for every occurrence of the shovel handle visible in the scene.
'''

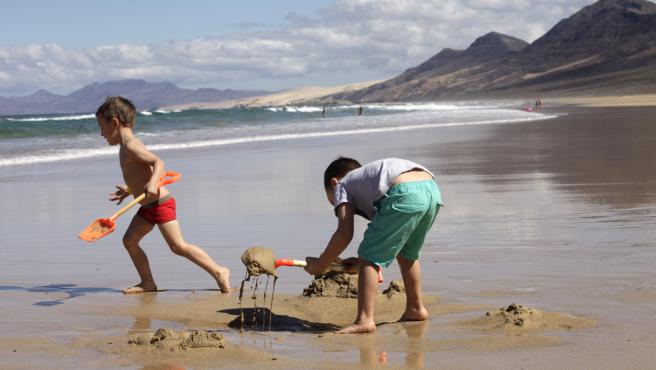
[275,257,384,283]
[108,171,181,221]
[275,259,306,268]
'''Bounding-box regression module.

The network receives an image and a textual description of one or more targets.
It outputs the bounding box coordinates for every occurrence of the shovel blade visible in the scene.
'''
[78,218,116,242]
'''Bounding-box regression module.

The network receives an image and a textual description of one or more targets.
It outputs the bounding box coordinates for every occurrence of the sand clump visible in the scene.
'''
[382,280,406,298]
[129,328,225,351]
[241,247,277,277]
[462,303,595,333]
[239,247,280,331]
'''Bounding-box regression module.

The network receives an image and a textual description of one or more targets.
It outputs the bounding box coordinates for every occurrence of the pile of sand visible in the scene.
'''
[462,303,595,333]
[303,273,407,299]
[303,271,358,298]
[128,328,225,351]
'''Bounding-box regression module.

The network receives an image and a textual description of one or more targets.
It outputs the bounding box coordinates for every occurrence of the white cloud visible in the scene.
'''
[0,0,592,95]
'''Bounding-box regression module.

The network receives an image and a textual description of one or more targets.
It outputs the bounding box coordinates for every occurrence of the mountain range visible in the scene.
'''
[326,0,656,103]
[2,0,655,114]
[0,80,269,115]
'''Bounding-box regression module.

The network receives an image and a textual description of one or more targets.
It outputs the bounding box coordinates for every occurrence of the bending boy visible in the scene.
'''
[305,157,442,334]
[96,96,231,294]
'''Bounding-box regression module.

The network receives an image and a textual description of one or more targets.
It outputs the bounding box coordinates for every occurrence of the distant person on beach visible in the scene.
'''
[305,157,442,334]
[358,106,363,116]
[95,96,231,294]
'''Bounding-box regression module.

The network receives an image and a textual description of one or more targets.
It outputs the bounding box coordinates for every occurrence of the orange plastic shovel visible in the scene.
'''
[275,258,384,282]
[78,171,181,242]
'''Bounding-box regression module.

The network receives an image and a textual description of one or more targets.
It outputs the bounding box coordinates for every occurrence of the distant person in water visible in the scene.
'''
[95,96,231,294]
[358,106,363,116]
[305,157,442,334]
[322,106,326,118]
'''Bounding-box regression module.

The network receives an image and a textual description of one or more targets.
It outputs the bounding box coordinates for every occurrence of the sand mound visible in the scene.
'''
[129,328,225,351]
[462,303,595,333]
[302,274,407,299]
[303,271,358,298]
[241,246,277,277]
[382,280,405,298]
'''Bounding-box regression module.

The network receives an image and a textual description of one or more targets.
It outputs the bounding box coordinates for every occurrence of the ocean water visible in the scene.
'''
[0,101,554,166]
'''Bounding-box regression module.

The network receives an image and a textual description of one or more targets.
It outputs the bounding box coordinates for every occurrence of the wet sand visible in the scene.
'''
[1,105,656,369]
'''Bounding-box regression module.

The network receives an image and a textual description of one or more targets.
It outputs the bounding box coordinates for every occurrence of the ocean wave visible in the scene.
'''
[5,114,96,122]
[266,103,503,113]
[288,106,324,113]
[0,114,556,167]
[139,111,153,116]
[0,147,118,166]
[361,103,501,111]
[267,106,324,113]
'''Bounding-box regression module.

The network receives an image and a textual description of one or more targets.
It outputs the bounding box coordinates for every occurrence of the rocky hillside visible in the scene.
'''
[328,0,656,102]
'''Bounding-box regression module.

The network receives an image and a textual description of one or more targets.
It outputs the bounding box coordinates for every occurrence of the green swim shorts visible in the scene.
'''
[358,180,442,268]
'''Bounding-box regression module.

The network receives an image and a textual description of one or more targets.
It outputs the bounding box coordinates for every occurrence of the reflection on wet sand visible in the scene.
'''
[357,321,428,368]
[128,293,159,335]
[402,321,427,368]
[426,106,656,208]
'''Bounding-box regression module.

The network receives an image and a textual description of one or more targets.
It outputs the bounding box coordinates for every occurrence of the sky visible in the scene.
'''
[0,0,594,96]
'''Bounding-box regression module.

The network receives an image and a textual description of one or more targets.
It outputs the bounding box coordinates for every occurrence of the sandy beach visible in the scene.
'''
[162,80,385,110]
[1,104,656,369]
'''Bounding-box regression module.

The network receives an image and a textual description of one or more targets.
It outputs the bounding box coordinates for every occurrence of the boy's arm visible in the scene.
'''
[305,203,354,275]
[125,140,165,200]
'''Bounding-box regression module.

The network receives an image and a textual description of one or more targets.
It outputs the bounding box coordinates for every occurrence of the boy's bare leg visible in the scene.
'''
[337,259,378,334]
[396,255,428,321]
[122,215,157,294]
[158,220,231,293]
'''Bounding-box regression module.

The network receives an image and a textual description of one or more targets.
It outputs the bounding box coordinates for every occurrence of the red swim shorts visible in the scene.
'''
[137,196,177,224]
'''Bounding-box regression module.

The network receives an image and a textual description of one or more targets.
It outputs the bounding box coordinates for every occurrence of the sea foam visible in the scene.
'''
[5,114,96,122]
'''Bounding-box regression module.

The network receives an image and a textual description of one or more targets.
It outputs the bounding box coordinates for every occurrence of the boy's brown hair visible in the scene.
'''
[324,156,361,189]
[95,96,136,128]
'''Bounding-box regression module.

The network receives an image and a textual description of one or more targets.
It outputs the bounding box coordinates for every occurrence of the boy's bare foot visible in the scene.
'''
[336,321,376,334]
[213,267,231,294]
[123,282,157,294]
[399,307,428,322]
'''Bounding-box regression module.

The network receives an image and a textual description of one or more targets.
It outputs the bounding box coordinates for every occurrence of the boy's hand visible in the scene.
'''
[340,257,359,267]
[109,185,130,205]
[144,181,159,201]
[304,257,325,275]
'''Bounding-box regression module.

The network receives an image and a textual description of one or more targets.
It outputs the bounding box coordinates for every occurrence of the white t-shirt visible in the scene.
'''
[333,158,434,220]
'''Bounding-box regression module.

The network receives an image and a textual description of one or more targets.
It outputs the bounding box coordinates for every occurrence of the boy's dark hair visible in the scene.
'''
[324,157,361,189]
[95,96,136,128]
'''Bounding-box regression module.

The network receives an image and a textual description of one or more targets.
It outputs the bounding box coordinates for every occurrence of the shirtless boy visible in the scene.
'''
[96,96,230,293]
